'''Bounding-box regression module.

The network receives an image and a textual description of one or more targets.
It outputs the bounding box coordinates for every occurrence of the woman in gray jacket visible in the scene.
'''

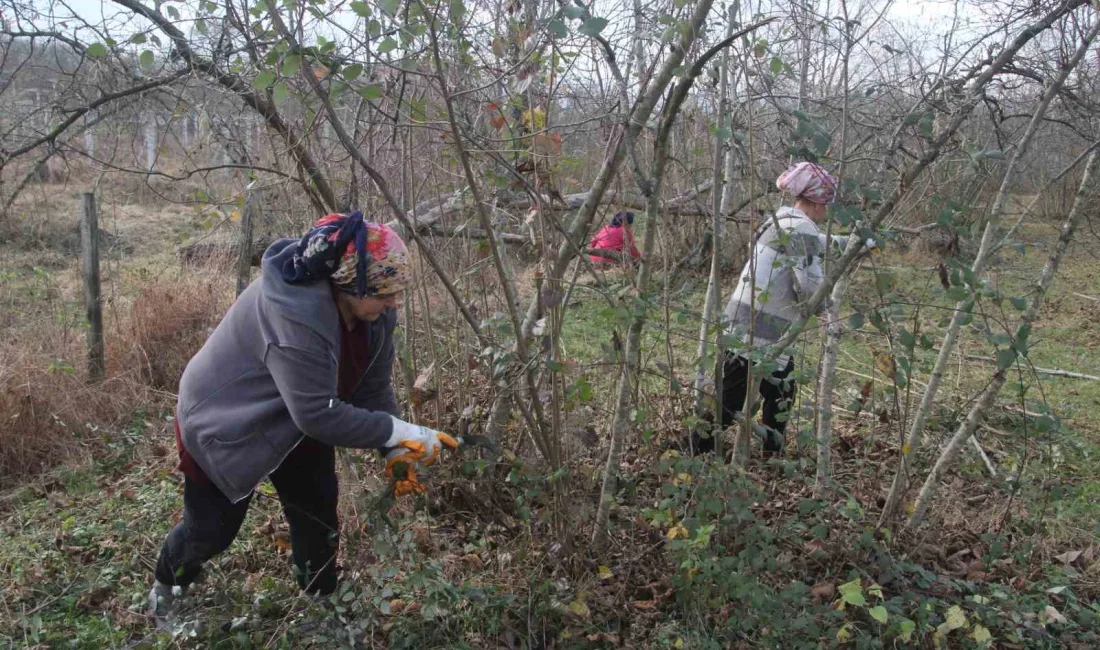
[149,212,455,623]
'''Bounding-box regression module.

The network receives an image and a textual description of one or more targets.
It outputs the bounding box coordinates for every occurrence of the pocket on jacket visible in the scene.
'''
[203,432,279,499]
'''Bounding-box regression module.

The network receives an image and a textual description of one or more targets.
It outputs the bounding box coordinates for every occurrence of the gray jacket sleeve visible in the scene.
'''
[264,343,395,448]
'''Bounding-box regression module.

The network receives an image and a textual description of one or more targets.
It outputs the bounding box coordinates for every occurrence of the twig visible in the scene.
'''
[969,436,998,477]
[964,355,1099,381]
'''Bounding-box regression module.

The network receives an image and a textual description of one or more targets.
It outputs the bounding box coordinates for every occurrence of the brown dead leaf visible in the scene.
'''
[410,364,438,406]
[812,582,835,601]
[533,132,563,155]
[1055,550,1084,565]
[633,600,656,611]
[273,531,292,552]
[873,351,896,379]
[1039,605,1068,626]
[460,553,484,571]
[576,426,599,448]
[389,598,405,614]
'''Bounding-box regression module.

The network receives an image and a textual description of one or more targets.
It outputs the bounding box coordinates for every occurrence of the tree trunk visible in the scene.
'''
[692,3,738,429]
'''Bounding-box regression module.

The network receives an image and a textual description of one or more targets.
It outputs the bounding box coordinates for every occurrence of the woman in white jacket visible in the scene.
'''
[696,162,860,455]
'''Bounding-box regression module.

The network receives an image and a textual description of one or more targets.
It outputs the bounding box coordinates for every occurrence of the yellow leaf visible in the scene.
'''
[523,107,546,130]
[673,638,684,648]
[667,524,688,540]
[598,565,614,580]
[902,443,911,455]
[972,624,992,644]
[945,604,967,631]
[568,598,590,619]
[837,622,855,643]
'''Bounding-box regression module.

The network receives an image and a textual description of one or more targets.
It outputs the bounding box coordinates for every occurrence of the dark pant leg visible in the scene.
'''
[759,357,797,452]
[720,354,751,431]
[155,476,252,586]
[268,439,340,595]
[692,353,750,454]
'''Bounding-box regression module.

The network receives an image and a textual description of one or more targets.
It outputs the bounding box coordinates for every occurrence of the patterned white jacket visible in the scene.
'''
[722,205,857,364]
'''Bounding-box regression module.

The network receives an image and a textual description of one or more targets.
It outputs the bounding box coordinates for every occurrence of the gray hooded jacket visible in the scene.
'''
[177,238,399,502]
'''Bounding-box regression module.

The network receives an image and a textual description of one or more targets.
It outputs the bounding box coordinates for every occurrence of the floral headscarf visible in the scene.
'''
[281,212,411,297]
[776,162,838,205]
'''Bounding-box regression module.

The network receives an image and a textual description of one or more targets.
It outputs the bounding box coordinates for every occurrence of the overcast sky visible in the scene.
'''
[25,0,976,44]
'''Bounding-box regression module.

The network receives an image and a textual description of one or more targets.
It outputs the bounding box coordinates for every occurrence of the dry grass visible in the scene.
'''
[0,268,232,488]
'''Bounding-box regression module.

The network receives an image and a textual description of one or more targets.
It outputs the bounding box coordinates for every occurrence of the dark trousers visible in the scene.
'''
[693,352,797,454]
[154,439,340,595]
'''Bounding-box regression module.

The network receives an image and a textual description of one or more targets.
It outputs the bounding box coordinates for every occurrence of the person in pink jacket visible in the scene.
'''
[588,212,641,266]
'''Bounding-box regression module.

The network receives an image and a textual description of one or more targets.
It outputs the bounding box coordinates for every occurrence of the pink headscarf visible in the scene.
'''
[776,162,838,204]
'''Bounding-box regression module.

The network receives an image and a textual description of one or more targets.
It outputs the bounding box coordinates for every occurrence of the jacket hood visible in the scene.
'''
[260,238,341,345]
[775,205,811,222]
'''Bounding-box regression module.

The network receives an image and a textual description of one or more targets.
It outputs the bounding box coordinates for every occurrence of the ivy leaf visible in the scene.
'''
[753,39,767,58]
[868,605,889,624]
[548,18,567,38]
[139,50,154,69]
[898,619,916,642]
[847,312,865,330]
[812,131,831,154]
[770,57,783,74]
[578,16,608,37]
[342,63,363,81]
[196,18,208,35]
[946,286,969,301]
[1010,296,1028,311]
[166,5,180,19]
[838,578,866,607]
[1034,414,1055,433]
[377,37,398,54]
[996,348,1017,371]
[253,70,277,89]
[86,43,108,57]
[380,0,400,17]
[359,83,384,100]
[272,80,288,106]
[282,54,300,77]
[130,33,147,45]
[350,0,369,16]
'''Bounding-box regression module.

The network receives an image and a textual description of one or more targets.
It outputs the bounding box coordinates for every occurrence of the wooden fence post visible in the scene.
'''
[80,192,105,382]
[236,191,255,296]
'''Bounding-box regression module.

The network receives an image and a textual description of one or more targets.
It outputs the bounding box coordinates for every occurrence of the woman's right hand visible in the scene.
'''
[382,417,459,496]
[383,416,459,466]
